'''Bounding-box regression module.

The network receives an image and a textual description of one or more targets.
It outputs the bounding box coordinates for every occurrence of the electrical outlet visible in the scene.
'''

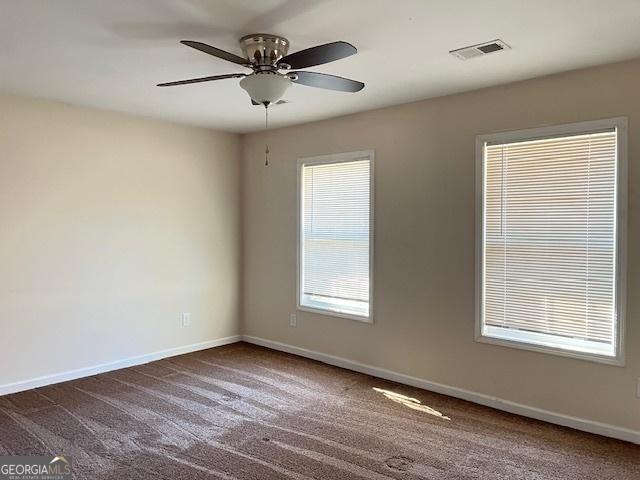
[289,313,297,327]
[182,312,191,327]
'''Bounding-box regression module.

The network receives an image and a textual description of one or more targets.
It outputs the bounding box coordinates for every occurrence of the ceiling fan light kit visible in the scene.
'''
[239,72,291,105]
[158,33,365,106]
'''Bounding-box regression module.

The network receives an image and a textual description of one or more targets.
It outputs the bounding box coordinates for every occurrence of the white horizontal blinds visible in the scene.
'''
[483,130,617,352]
[301,158,370,316]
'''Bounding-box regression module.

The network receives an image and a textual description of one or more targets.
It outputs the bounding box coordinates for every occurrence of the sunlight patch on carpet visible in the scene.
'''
[373,387,450,420]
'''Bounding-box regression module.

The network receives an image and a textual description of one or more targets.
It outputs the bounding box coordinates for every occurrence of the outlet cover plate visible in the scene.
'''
[182,313,191,327]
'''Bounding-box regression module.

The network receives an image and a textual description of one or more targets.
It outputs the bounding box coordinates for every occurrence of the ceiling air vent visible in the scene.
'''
[450,40,510,60]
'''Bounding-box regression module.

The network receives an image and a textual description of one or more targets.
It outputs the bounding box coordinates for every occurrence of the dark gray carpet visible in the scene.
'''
[0,342,638,479]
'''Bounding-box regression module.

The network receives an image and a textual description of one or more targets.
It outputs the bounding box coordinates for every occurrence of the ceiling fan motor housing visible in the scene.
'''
[240,34,290,67]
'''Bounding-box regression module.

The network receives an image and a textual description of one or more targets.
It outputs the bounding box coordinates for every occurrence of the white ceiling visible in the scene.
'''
[2,0,640,133]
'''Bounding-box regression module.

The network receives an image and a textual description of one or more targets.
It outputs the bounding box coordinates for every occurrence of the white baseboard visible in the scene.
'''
[242,335,640,445]
[3,333,637,445]
[0,335,241,396]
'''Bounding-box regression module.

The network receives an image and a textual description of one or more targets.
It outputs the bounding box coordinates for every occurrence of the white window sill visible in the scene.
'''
[476,325,623,366]
[298,296,372,323]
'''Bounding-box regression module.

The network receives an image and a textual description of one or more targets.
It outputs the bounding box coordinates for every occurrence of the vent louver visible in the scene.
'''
[450,40,510,60]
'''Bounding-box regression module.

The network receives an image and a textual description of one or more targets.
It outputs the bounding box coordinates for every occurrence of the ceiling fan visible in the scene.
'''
[157,34,364,106]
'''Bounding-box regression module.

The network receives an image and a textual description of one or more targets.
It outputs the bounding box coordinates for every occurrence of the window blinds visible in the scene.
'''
[482,130,618,356]
[300,157,371,318]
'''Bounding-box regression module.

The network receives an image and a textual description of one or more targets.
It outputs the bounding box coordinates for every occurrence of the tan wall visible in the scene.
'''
[241,59,640,431]
[0,94,241,386]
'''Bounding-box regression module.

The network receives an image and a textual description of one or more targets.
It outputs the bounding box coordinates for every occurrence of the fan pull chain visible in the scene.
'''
[264,105,270,166]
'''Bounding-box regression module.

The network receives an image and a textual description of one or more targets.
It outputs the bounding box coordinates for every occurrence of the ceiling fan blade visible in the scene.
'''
[291,71,364,92]
[157,73,245,87]
[181,40,249,66]
[278,41,356,69]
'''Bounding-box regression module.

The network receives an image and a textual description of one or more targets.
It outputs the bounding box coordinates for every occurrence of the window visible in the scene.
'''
[476,118,627,365]
[298,151,374,321]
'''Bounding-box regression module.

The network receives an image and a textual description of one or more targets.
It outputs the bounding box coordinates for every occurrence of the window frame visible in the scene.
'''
[475,118,628,366]
[297,150,375,323]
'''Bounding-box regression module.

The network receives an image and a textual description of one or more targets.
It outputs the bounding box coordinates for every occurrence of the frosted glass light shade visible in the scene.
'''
[240,73,291,105]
